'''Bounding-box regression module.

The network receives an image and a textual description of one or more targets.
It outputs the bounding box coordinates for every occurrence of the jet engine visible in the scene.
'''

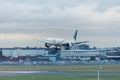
[63,42,72,50]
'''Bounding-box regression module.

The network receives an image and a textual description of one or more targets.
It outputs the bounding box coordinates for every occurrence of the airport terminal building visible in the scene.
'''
[60,49,106,61]
[0,44,119,64]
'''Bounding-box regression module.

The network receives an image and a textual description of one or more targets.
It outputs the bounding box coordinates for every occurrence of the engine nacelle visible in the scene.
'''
[63,42,72,50]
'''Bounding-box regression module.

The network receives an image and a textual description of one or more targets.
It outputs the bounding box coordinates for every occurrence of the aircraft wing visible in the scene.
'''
[73,41,90,44]
[61,41,90,46]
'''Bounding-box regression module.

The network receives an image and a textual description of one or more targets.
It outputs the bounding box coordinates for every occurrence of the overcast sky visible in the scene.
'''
[0,0,120,48]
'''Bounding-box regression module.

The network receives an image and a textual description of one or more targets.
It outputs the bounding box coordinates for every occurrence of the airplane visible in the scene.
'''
[41,30,89,49]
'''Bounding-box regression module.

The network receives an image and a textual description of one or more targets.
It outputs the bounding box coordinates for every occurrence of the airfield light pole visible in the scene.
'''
[97,65,102,80]
[97,51,102,80]
[97,67,100,80]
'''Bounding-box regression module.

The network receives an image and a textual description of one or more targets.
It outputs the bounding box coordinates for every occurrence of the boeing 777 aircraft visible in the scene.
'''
[42,30,89,48]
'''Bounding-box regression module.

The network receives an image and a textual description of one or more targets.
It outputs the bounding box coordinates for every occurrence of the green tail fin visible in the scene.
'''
[73,30,78,41]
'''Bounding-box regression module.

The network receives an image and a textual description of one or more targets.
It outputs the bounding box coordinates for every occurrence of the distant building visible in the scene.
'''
[106,51,120,60]
[0,44,120,63]
[60,49,106,61]
[2,48,45,58]
[1,48,58,62]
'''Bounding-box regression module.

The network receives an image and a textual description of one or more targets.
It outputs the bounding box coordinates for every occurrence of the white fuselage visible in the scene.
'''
[45,38,65,45]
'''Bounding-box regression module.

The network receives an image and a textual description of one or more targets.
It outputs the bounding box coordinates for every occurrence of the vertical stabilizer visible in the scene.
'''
[73,30,78,41]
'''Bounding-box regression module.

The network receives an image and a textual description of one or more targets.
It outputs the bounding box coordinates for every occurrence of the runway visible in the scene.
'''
[0,71,120,76]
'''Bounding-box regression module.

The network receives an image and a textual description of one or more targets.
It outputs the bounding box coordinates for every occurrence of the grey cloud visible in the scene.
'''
[0,0,119,26]
[0,0,119,47]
